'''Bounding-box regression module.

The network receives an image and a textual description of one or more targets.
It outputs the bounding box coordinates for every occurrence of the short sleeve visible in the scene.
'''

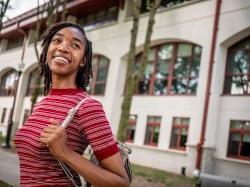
[78,98,118,161]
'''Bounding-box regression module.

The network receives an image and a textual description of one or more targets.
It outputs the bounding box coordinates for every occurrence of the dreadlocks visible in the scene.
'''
[39,21,93,95]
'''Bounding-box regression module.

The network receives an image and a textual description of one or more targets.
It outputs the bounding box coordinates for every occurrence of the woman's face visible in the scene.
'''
[46,27,85,78]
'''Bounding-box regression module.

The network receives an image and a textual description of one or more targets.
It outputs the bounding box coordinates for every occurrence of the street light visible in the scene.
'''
[3,61,25,148]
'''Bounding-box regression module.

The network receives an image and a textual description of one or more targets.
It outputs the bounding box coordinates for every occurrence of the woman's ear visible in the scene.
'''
[79,59,85,67]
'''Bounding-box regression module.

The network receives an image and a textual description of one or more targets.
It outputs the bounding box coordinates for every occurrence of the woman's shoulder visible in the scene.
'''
[78,94,104,113]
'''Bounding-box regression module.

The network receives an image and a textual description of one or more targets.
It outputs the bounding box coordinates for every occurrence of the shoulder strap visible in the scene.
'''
[58,97,90,187]
[61,97,89,128]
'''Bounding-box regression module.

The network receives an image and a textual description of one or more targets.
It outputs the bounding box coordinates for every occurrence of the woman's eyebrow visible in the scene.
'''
[54,33,63,37]
[72,37,83,46]
[54,32,83,46]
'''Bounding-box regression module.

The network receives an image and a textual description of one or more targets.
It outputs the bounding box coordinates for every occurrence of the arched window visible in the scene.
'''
[135,42,202,95]
[88,55,110,95]
[26,68,43,96]
[0,70,18,96]
[224,37,250,95]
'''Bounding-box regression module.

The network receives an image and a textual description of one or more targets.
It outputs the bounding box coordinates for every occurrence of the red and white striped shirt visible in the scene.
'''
[14,88,118,187]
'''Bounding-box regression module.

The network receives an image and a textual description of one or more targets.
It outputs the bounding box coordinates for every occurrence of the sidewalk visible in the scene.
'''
[0,148,19,186]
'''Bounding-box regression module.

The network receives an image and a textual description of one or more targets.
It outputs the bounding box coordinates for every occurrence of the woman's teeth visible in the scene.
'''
[54,56,69,64]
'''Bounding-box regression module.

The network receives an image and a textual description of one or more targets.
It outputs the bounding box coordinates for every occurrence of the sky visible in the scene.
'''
[4,0,47,21]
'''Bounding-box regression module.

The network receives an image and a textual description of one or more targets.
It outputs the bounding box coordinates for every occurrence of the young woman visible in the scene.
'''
[14,22,130,187]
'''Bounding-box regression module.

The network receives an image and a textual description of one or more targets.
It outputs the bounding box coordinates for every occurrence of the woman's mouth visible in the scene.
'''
[52,55,71,64]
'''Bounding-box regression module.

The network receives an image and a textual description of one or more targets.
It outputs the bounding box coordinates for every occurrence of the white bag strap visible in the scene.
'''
[58,97,89,187]
[61,97,89,128]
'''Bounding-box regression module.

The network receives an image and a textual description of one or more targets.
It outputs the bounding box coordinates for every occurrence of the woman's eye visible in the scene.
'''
[72,43,80,49]
[52,38,61,43]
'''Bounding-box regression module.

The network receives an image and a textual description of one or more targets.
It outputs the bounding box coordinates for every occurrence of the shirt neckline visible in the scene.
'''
[49,88,83,95]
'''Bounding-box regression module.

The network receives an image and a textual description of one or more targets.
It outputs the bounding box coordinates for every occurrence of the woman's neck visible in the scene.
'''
[51,75,77,89]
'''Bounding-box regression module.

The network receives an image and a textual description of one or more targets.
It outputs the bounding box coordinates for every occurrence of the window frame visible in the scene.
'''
[144,115,161,147]
[170,117,189,151]
[223,36,250,95]
[227,120,250,161]
[89,55,110,96]
[26,68,43,96]
[135,42,202,96]
[0,70,18,96]
[126,114,137,143]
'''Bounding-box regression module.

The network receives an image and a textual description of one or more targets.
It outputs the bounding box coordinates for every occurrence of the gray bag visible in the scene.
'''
[58,98,133,187]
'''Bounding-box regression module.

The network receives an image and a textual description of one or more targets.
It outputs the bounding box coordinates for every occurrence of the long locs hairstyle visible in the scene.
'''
[38,21,93,95]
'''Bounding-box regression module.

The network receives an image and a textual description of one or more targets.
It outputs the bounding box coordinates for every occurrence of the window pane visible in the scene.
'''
[96,67,108,81]
[127,127,136,142]
[191,56,200,78]
[243,121,250,129]
[230,120,242,129]
[0,70,18,96]
[91,56,109,95]
[152,127,160,144]
[93,83,105,95]
[95,10,106,24]
[225,75,249,94]
[148,116,155,123]
[158,44,173,60]
[6,36,24,50]
[145,126,153,144]
[174,57,190,78]
[148,116,161,124]
[99,57,109,67]
[92,57,98,66]
[156,60,170,77]
[227,50,249,74]
[171,78,188,94]
[180,128,188,148]
[154,79,167,95]
[182,118,190,126]
[138,63,153,94]
[127,115,137,142]
[228,133,240,156]
[86,14,95,25]
[26,69,43,96]
[170,128,179,147]
[107,6,118,21]
[241,134,250,157]
[177,44,192,57]
[194,46,202,57]
[154,59,170,95]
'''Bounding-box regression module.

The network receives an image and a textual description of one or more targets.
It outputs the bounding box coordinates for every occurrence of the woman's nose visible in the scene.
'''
[58,41,70,53]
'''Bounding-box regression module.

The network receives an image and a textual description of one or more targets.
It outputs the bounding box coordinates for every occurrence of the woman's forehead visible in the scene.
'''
[54,27,85,43]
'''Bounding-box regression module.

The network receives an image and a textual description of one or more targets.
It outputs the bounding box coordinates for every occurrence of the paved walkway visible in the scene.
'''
[0,148,19,186]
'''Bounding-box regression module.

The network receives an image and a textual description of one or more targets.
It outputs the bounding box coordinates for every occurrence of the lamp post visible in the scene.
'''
[3,61,25,148]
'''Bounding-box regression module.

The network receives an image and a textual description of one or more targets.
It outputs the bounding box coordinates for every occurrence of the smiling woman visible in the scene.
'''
[14,22,130,187]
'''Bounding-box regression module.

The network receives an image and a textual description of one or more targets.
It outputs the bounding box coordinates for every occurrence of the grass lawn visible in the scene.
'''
[132,164,197,187]
[0,180,13,187]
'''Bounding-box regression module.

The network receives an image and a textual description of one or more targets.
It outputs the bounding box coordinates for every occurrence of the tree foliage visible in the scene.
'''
[0,0,10,30]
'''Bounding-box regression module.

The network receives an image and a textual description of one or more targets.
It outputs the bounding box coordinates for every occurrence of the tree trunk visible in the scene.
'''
[61,0,68,21]
[138,0,161,79]
[117,0,142,142]
[30,0,61,112]
[117,0,161,142]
